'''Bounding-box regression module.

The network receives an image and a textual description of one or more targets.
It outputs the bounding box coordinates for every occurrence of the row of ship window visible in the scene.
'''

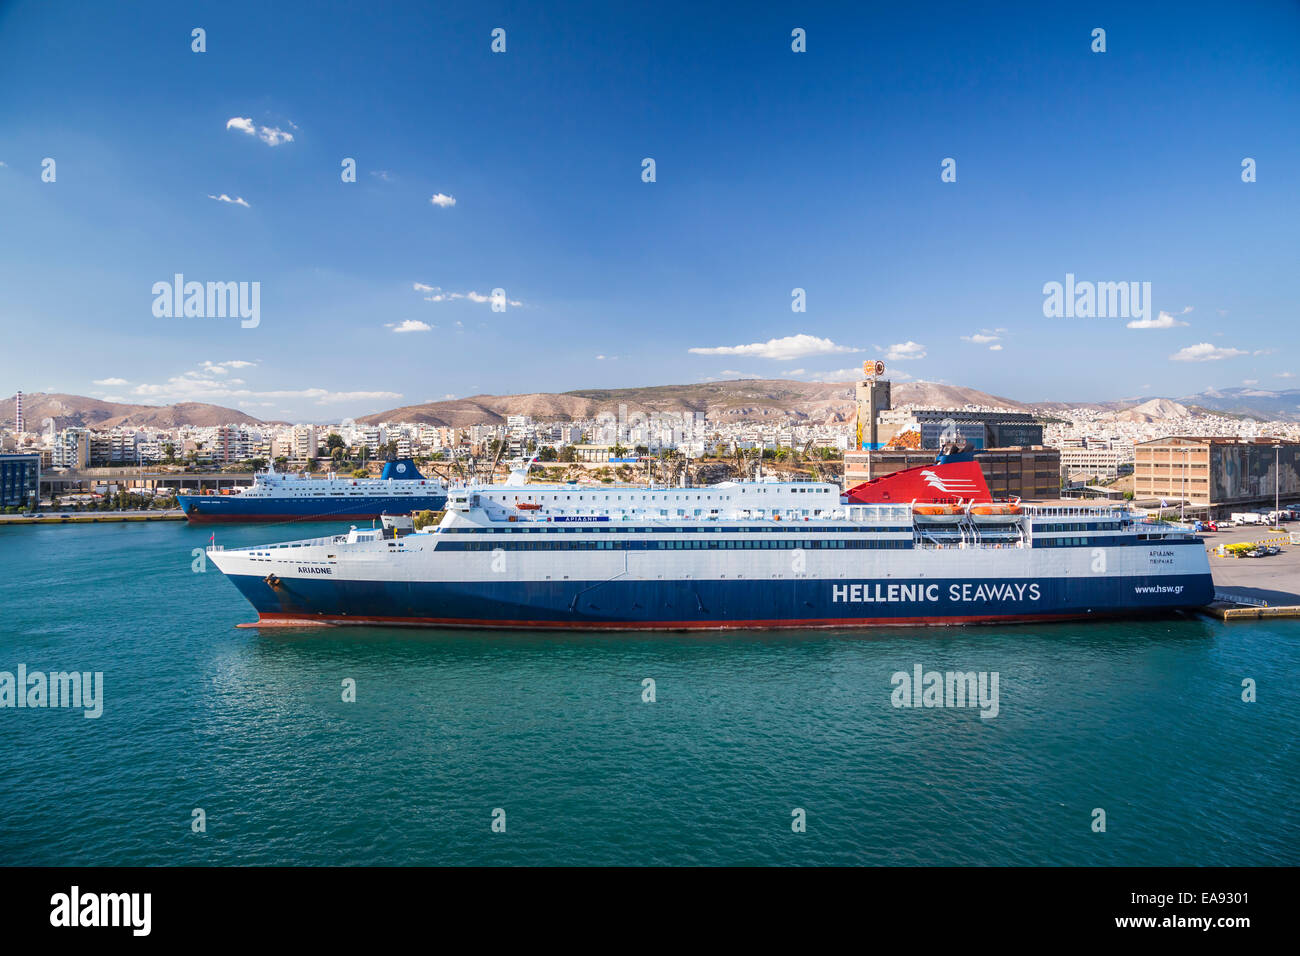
[438,525,914,534]
[431,536,1175,551]
[435,538,914,551]
[1031,521,1125,532]
[1034,536,1098,548]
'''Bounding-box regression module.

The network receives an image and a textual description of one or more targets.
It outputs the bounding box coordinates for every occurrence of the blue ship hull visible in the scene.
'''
[222,572,1216,630]
[178,492,448,523]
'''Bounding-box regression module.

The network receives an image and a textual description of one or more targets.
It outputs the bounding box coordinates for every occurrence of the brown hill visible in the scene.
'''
[1105,398,1192,423]
[0,393,264,430]
[358,379,1029,426]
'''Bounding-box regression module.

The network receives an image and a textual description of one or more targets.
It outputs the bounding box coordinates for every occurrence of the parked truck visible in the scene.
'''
[1231,512,1266,526]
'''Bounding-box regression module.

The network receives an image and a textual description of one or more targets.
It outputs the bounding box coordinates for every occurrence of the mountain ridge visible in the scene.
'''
[356,380,1031,427]
[0,393,268,429]
[5,381,1298,430]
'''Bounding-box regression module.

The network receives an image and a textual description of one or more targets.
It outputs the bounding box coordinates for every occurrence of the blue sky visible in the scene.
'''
[0,0,1297,422]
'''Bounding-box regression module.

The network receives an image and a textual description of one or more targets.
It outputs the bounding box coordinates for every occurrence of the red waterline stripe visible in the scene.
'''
[240,610,1140,630]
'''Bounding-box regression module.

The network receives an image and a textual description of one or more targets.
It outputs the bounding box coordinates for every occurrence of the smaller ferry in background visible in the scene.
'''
[177,458,447,523]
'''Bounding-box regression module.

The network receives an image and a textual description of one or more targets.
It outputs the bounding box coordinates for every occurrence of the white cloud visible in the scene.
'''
[388,320,432,333]
[370,170,393,182]
[121,362,395,408]
[201,360,256,374]
[93,377,129,386]
[690,334,860,361]
[129,369,400,406]
[1169,343,1248,362]
[0,161,8,168]
[1243,379,1259,385]
[962,333,1000,345]
[782,368,806,376]
[1278,371,1295,379]
[207,193,250,207]
[425,289,523,307]
[226,116,294,146]
[1128,310,1189,329]
[430,193,457,208]
[413,282,439,293]
[877,341,926,361]
[988,344,1003,351]
[808,367,913,382]
[257,126,293,146]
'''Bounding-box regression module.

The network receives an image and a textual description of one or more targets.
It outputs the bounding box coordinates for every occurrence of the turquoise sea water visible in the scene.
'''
[1,520,1296,866]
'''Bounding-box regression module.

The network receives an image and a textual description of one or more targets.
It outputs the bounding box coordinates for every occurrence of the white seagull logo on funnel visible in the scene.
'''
[919,469,982,494]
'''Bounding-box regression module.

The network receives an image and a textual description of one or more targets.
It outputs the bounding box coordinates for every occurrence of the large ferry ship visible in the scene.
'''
[177,458,447,523]
[204,452,1214,629]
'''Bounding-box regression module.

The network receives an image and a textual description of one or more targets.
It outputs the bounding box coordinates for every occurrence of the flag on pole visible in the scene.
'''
[1159,498,1168,508]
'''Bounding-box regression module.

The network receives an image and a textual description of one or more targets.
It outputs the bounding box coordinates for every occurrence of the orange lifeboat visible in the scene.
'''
[516,502,542,511]
[971,503,1022,516]
[912,503,964,523]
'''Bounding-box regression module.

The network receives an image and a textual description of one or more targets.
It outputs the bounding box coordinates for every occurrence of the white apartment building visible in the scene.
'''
[52,428,91,469]
[291,425,318,461]
[1058,447,1123,480]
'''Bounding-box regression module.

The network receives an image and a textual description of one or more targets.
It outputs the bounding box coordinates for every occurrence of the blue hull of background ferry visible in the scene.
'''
[178,493,448,523]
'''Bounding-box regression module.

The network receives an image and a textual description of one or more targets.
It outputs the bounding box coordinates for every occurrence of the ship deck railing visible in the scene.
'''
[1020,504,1132,517]
[912,540,1027,550]
[209,533,351,553]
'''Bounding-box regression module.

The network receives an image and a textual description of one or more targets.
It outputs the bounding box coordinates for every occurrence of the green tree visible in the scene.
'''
[325,433,345,452]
